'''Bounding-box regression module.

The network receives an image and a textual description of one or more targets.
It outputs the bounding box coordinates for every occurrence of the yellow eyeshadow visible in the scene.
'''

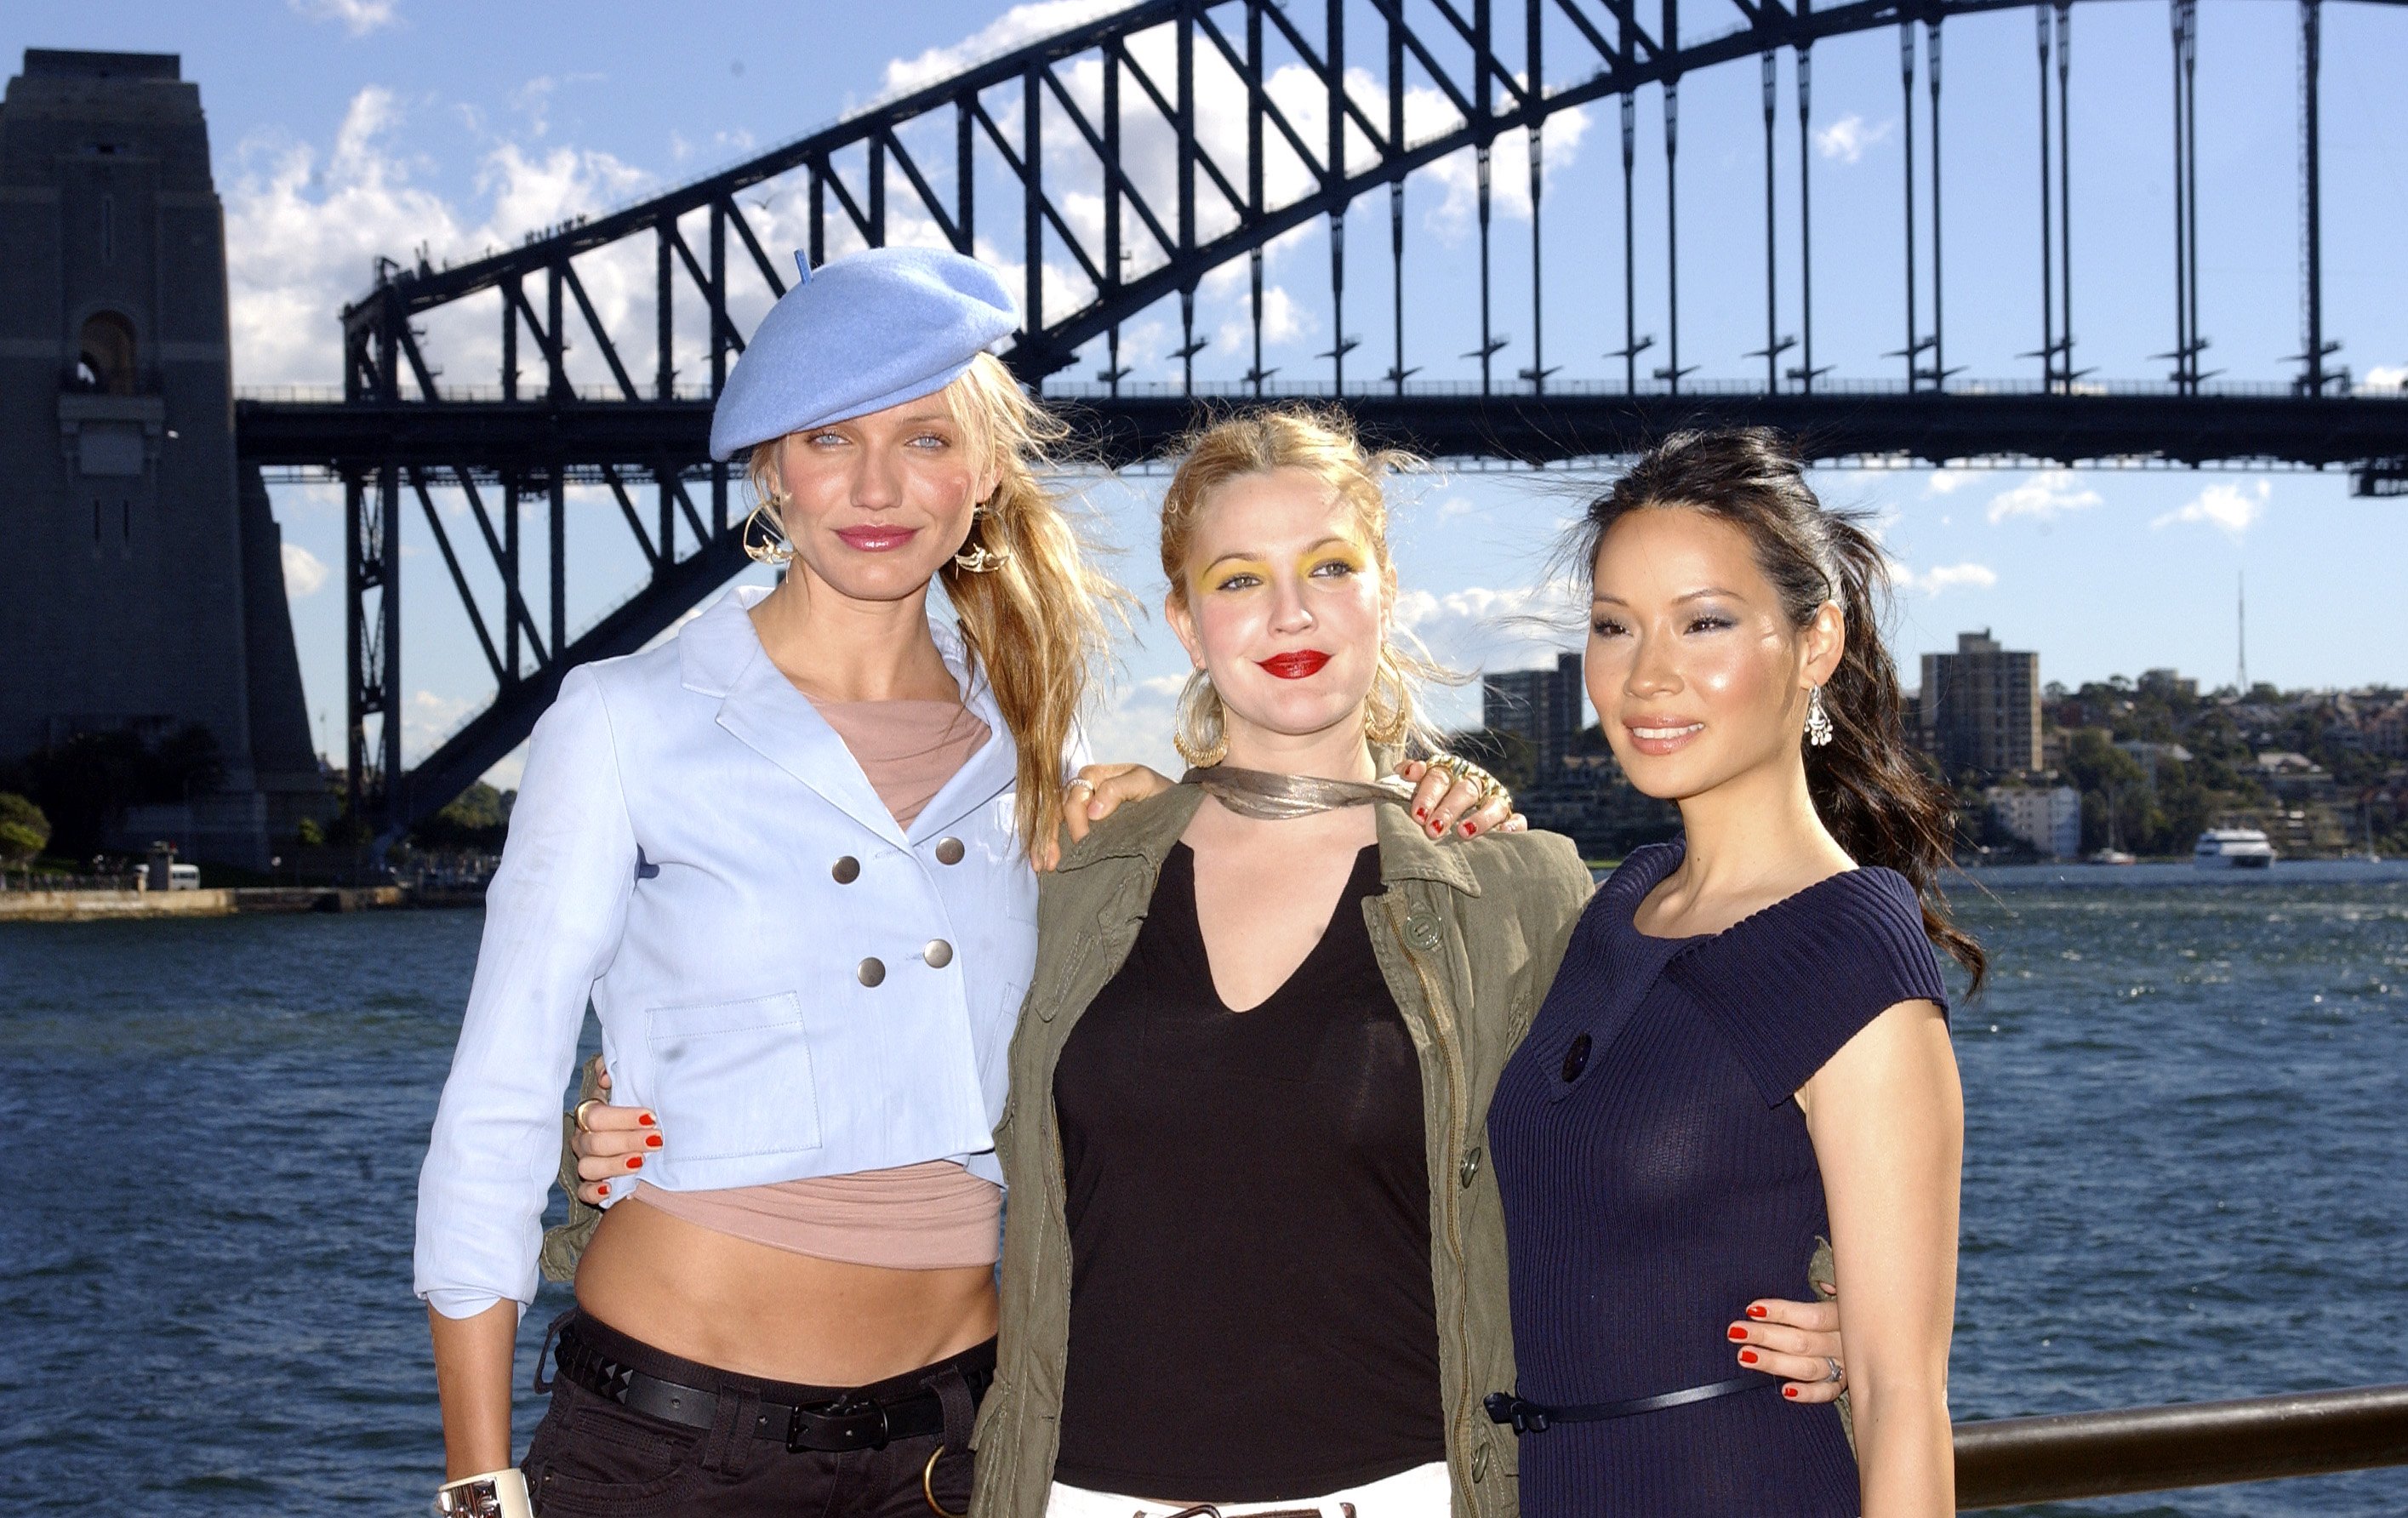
[1306,545,1369,573]
[1200,559,1270,591]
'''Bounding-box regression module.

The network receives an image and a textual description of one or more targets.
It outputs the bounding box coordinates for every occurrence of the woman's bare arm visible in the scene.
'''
[428,1300,518,1479]
[1799,999,1961,1517]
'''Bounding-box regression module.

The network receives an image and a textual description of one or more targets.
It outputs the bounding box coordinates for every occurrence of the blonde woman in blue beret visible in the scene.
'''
[413,248,1513,1518]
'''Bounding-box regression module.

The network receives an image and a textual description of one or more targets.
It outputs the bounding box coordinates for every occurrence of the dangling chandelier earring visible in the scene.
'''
[1805,684,1835,747]
[1173,669,1229,768]
[741,491,795,568]
[953,499,1010,574]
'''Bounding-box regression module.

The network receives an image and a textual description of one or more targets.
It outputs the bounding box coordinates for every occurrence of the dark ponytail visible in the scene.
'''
[1572,428,1985,991]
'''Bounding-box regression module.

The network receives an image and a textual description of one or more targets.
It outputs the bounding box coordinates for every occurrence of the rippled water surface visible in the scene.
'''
[4,863,2404,1513]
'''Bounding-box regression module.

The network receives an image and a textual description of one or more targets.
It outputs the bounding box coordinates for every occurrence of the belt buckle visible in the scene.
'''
[1484,1391,1549,1435]
[789,1395,891,1453]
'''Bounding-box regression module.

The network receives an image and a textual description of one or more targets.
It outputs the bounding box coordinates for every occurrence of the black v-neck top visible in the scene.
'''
[1051,842,1446,1501]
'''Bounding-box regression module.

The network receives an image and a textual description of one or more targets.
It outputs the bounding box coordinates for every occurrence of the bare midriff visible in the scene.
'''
[573,1196,997,1385]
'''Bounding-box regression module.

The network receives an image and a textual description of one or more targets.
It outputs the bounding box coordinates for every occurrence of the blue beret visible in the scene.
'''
[709,246,1020,461]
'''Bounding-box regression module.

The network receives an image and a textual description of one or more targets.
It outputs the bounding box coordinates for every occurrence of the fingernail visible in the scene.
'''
[1726,1326,1749,1341]
[625,1156,643,1169]
[1461,822,1476,836]
[645,1134,662,1148]
[1738,1350,1760,1366]
[637,1112,655,1127]
[1415,807,1427,819]
[1746,1304,1768,1319]
[1783,1386,1800,1399]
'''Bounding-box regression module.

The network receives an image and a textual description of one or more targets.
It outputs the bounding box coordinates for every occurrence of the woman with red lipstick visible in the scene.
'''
[963,412,1852,1518]
[1485,429,1979,1518]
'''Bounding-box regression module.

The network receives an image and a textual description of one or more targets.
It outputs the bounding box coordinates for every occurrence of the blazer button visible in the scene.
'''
[831,856,861,884]
[1404,913,1443,950]
[857,957,886,987]
[923,939,955,969]
[1561,1032,1592,1082]
[1470,1442,1492,1481]
[935,837,967,865]
[1458,1145,1483,1189]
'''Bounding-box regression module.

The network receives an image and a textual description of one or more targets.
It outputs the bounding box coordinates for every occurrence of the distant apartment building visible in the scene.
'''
[1920,631,2042,778]
[1484,651,1586,782]
[1986,784,2082,860]
[2137,667,2199,701]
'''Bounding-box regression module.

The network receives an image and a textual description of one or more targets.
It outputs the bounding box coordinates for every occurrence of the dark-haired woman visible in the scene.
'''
[1486,429,1975,1518]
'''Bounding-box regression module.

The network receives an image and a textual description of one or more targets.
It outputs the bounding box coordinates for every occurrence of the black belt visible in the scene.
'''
[548,1322,990,1453]
[1485,1373,1775,1435]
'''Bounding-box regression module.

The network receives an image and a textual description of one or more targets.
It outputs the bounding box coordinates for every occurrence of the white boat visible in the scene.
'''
[2194,828,2276,870]
[2088,848,2138,866]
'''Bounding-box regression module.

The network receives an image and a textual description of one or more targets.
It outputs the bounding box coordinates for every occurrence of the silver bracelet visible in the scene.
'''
[431,1467,532,1518]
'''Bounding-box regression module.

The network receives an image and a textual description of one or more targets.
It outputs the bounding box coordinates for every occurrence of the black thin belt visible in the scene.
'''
[546,1321,990,1452]
[1485,1373,1776,1435]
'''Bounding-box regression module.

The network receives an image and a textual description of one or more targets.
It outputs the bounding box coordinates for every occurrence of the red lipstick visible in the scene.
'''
[1257,650,1332,680]
[835,525,918,552]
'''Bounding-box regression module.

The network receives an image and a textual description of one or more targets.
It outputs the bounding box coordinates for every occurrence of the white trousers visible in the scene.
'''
[1045,1460,1452,1517]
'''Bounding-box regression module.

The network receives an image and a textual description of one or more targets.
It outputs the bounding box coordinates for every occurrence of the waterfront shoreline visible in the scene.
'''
[0,883,462,922]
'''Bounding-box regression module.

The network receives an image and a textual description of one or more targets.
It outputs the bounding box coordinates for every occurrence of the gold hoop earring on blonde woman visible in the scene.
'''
[1363,653,1413,749]
[1173,669,1229,768]
[741,492,795,568]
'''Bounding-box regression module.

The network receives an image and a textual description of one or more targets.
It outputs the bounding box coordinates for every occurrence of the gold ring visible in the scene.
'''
[922,1445,967,1518]
[572,1098,602,1133]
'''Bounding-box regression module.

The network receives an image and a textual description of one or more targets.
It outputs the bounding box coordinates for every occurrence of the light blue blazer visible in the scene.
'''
[414,586,1042,1318]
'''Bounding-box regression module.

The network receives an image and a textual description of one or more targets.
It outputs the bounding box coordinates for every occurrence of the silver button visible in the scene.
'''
[1458,1145,1483,1189]
[923,939,955,969]
[935,837,967,865]
[857,957,886,987]
[831,856,861,885]
[1405,913,1443,950]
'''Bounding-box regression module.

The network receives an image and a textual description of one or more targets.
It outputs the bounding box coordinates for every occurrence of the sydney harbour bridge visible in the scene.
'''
[222,0,2408,838]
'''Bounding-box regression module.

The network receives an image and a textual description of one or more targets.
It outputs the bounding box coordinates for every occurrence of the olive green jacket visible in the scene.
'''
[967,785,1596,1518]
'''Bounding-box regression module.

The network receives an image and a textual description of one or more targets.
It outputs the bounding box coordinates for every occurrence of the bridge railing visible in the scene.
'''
[1952,1382,2408,1509]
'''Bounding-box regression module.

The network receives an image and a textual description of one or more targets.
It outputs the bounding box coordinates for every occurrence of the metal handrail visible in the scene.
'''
[1954,1384,2408,1509]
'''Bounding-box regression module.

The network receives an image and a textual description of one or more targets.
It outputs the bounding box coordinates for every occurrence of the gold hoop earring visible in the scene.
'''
[1173,669,1228,768]
[740,494,793,568]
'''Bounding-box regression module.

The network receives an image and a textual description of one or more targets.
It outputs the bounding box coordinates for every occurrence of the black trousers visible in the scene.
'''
[522,1310,990,1518]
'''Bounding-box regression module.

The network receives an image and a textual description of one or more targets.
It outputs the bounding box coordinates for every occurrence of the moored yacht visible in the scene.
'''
[2194,827,2276,869]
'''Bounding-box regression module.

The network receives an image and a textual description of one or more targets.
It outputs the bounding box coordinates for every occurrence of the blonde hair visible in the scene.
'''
[1158,407,1447,757]
[745,353,1124,857]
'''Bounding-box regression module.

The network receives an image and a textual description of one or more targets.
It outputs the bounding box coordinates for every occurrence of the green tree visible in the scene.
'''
[0,792,49,864]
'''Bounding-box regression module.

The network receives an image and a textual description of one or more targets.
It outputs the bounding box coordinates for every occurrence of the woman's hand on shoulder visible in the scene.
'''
[1395,756,1526,841]
[570,1066,662,1205]
[1042,763,1175,869]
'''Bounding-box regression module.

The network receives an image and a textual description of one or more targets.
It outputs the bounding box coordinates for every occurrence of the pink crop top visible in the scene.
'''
[630,695,1004,1269]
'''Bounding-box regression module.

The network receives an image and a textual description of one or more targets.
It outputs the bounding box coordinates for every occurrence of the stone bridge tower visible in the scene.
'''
[0,49,323,866]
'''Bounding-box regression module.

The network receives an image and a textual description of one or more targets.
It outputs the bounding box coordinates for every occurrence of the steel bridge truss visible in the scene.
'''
[231,0,2408,836]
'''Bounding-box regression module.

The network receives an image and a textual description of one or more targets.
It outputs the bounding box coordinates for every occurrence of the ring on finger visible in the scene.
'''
[573,1098,602,1133]
[1823,1357,1845,1384]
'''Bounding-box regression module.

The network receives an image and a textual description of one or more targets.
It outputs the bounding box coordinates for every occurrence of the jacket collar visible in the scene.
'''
[1053,778,1481,899]
[679,585,1015,846]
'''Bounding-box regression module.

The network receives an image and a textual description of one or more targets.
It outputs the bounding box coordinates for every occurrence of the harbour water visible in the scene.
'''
[4,863,2404,1514]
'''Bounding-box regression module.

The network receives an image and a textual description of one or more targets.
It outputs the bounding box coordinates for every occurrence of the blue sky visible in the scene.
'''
[9,0,2405,782]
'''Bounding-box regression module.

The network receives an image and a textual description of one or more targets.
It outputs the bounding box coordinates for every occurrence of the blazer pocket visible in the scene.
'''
[643,992,823,1161]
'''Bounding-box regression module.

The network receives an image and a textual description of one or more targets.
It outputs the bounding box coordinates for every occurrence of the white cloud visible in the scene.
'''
[1392,580,1583,675]
[289,0,397,36]
[2360,363,2406,392]
[402,688,479,765]
[1986,470,2103,525]
[2152,478,2270,538]
[882,1,1133,96]
[281,541,329,599]
[1899,561,1998,596]
[1814,114,1892,163]
[1924,469,1971,497]
[222,87,654,388]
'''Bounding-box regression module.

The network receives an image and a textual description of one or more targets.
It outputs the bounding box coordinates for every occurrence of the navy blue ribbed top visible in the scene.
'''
[1487,840,1949,1517]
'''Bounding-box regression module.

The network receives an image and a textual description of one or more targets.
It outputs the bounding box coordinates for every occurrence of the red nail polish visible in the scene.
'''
[1738,1350,1759,1366]
[1746,1304,1768,1319]
[1783,1386,1800,1399]
[1726,1326,1748,1341]
[625,1156,643,1169]
[1461,822,1477,836]
[645,1134,662,1148]
[637,1112,655,1127]
[1415,807,1427,819]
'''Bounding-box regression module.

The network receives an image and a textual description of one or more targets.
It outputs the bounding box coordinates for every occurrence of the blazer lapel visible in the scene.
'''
[703,608,910,848]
